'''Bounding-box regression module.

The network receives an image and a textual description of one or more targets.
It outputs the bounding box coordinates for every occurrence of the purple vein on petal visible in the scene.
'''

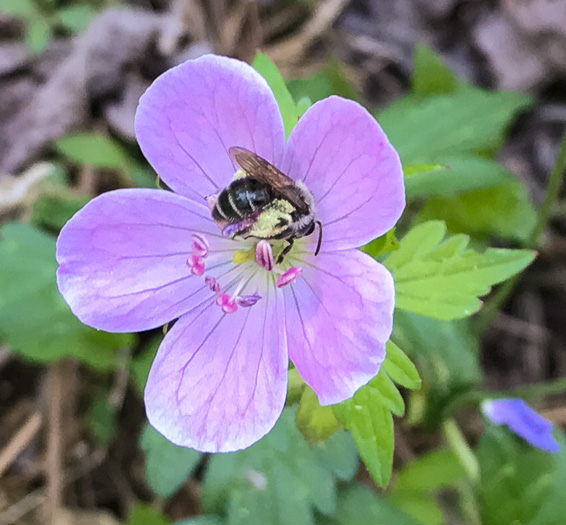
[301,126,334,184]
[315,153,366,205]
[287,285,330,373]
[294,258,364,301]
[167,117,221,192]
[299,275,359,367]
[322,193,374,227]
[198,307,253,439]
[243,272,272,414]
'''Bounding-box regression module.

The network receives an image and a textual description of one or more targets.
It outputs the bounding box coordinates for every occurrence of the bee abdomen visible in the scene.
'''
[212,178,271,222]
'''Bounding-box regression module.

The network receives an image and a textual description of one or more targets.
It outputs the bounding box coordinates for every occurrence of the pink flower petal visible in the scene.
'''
[135,55,285,203]
[281,96,405,252]
[145,283,287,452]
[283,249,395,405]
[56,188,230,333]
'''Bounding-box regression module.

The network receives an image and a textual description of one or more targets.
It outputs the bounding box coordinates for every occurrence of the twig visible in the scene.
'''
[44,362,65,524]
[0,449,106,525]
[0,412,42,478]
[0,346,12,372]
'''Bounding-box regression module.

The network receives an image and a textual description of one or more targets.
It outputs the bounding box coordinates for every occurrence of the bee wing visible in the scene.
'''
[229,146,309,214]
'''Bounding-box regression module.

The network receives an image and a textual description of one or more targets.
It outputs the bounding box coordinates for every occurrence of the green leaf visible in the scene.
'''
[333,384,394,487]
[362,228,399,258]
[392,449,465,493]
[418,179,537,242]
[384,221,536,320]
[0,222,133,368]
[87,394,117,446]
[529,432,566,525]
[387,450,462,525]
[393,311,481,388]
[296,387,341,443]
[378,89,532,163]
[201,408,358,525]
[140,423,201,498]
[383,341,421,390]
[174,518,224,525]
[372,372,405,416]
[318,485,420,525]
[477,425,565,525]
[393,311,481,426]
[403,163,448,178]
[56,4,96,33]
[288,57,362,106]
[129,163,159,188]
[384,492,445,525]
[296,96,313,116]
[412,44,458,96]
[32,193,90,231]
[127,504,169,525]
[25,17,52,55]
[130,334,161,395]
[405,157,515,200]
[55,133,131,170]
[253,53,298,139]
[0,0,39,18]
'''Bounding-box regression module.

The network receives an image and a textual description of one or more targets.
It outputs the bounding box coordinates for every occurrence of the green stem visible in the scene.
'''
[457,480,483,525]
[441,419,482,525]
[444,376,566,417]
[527,128,566,247]
[442,418,480,486]
[476,126,566,333]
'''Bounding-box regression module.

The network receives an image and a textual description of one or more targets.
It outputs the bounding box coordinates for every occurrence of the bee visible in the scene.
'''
[210,146,322,263]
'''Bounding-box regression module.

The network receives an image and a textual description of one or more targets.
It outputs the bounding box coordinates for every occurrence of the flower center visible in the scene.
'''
[186,232,304,316]
[186,233,263,315]
[253,240,303,288]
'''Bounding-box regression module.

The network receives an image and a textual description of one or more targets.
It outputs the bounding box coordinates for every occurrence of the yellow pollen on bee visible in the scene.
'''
[232,247,255,264]
[232,169,247,180]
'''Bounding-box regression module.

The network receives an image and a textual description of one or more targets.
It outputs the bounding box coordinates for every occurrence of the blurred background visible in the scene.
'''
[2,0,566,524]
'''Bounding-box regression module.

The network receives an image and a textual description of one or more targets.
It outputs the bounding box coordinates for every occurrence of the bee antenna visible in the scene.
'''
[314,221,323,256]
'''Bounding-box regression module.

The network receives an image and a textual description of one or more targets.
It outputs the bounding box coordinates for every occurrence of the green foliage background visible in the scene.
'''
[1,40,563,525]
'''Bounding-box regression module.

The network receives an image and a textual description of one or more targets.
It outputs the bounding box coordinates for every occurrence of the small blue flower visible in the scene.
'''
[482,398,560,454]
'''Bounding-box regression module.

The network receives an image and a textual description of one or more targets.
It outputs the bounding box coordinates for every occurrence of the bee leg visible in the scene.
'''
[276,240,294,264]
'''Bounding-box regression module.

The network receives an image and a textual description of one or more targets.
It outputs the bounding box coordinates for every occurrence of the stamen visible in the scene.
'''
[187,253,205,276]
[191,234,209,257]
[237,294,262,307]
[216,293,238,314]
[276,267,303,288]
[255,240,274,271]
[233,247,254,264]
[205,275,221,293]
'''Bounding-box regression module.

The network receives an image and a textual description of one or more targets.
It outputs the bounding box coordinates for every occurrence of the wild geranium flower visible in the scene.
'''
[482,398,560,454]
[56,55,405,452]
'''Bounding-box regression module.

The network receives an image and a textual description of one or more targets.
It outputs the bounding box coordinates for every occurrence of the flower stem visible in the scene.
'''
[444,376,566,418]
[476,126,566,333]
[442,418,479,486]
[457,480,483,525]
[442,419,482,525]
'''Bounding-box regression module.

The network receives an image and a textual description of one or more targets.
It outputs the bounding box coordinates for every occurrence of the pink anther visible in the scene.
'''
[191,234,209,257]
[216,293,238,314]
[187,253,205,276]
[205,275,221,293]
[276,267,303,288]
[255,240,274,271]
